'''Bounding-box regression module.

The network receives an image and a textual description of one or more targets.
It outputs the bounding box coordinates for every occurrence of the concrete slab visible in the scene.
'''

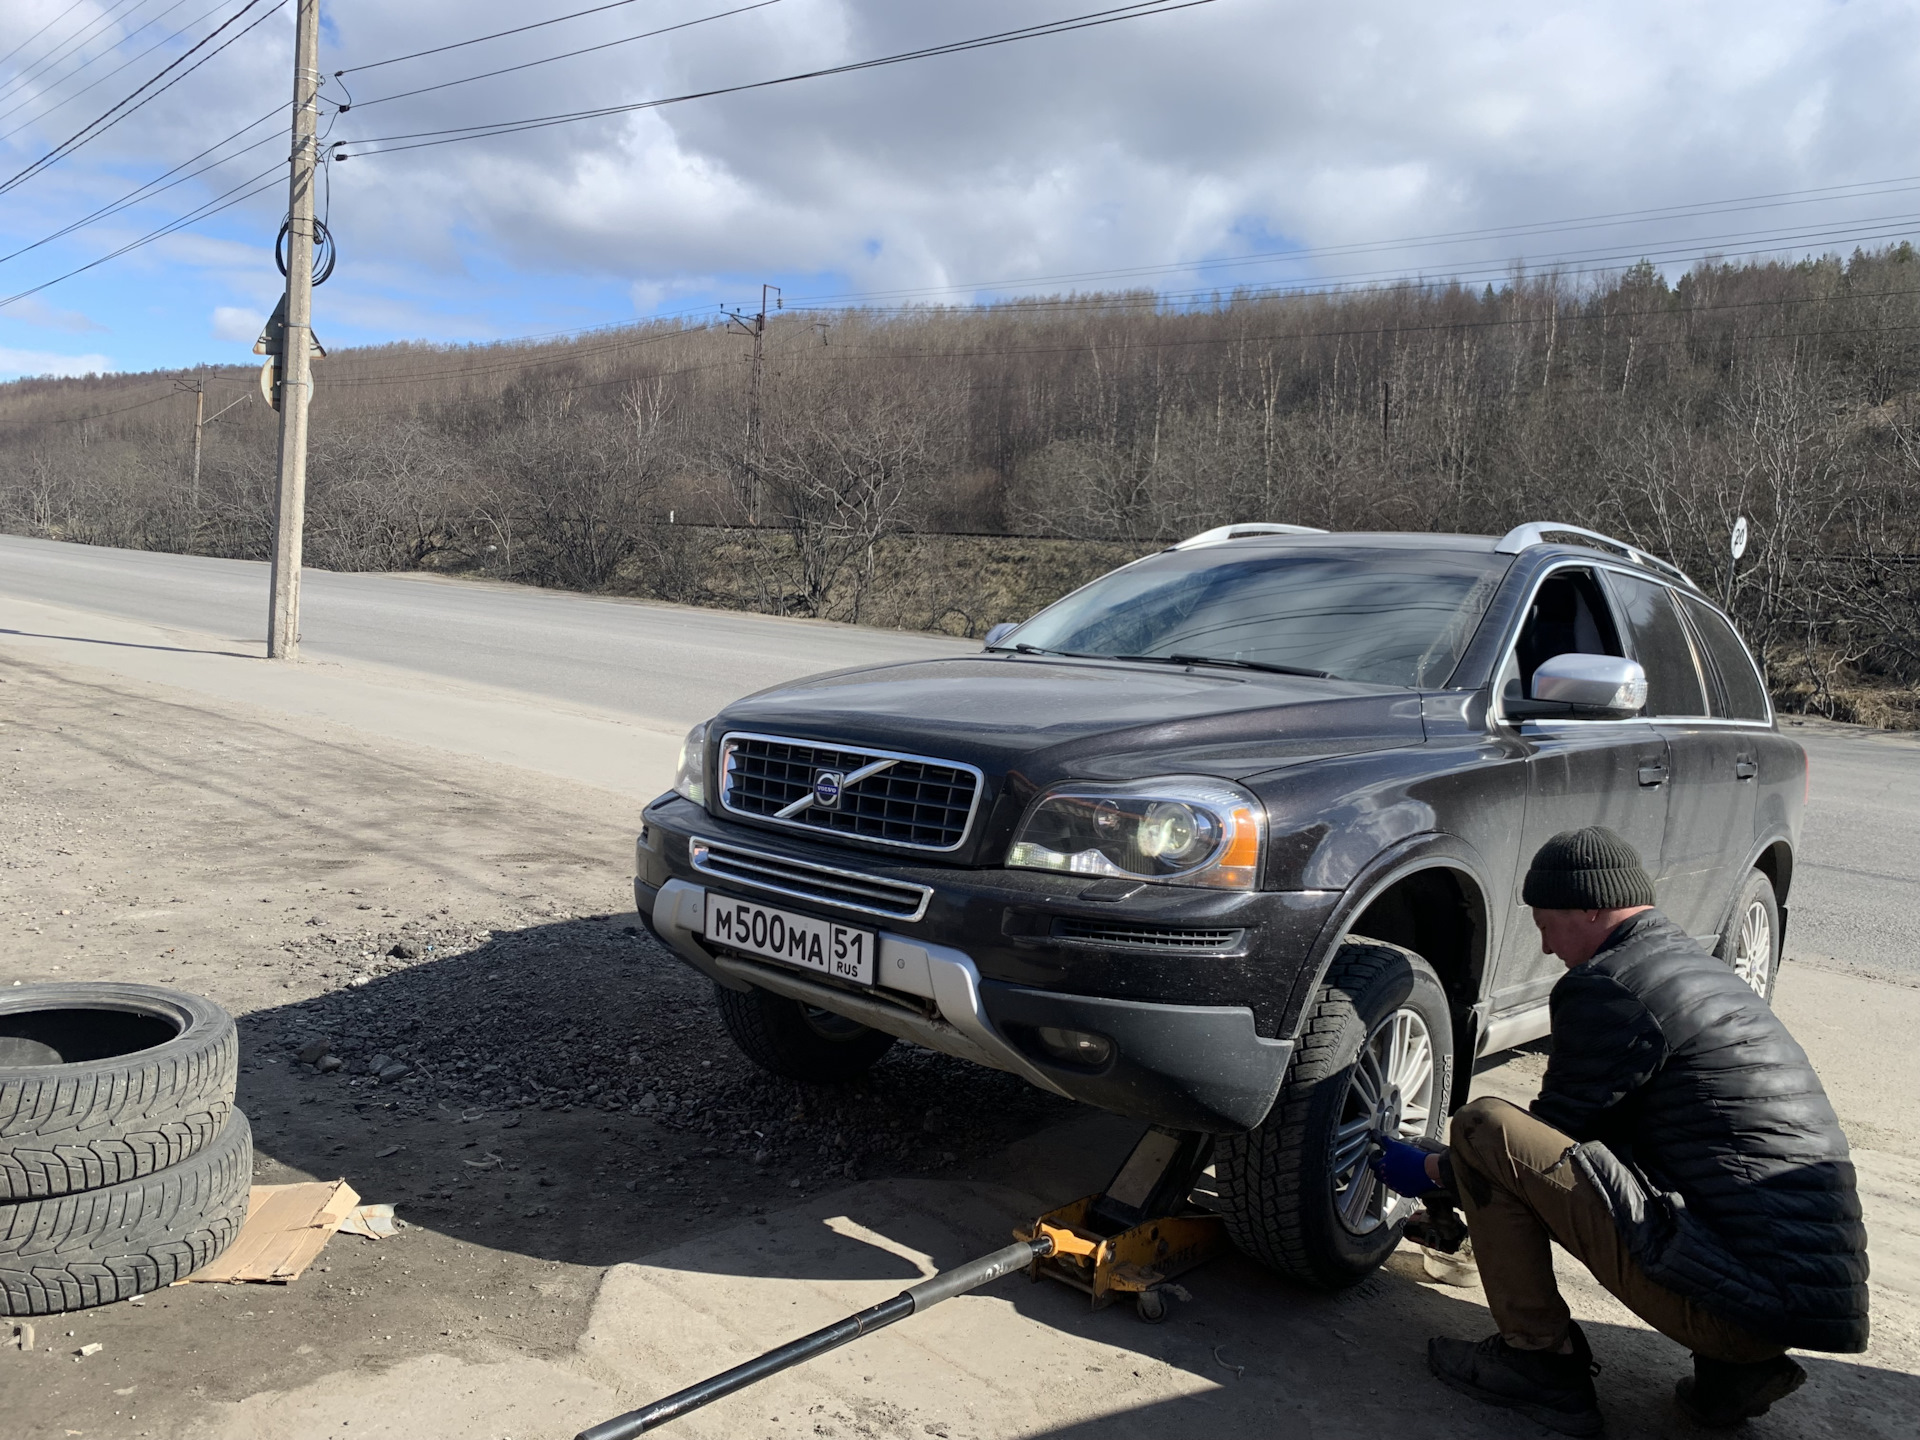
[567,1145,1920,1440]
[188,1353,617,1440]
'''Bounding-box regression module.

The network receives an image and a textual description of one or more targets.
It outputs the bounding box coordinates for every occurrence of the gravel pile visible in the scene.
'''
[249,913,1077,1179]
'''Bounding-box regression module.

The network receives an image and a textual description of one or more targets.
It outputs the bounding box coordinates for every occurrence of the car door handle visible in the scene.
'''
[1734,757,1758,780]
[1638,760,1669,787]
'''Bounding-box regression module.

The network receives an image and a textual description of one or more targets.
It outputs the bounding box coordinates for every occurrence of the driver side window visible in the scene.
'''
[1497,568,1626,709]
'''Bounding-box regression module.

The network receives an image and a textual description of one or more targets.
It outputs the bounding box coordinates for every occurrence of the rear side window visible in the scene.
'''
[1605,573,1708,717]
[1678,594,1771,721]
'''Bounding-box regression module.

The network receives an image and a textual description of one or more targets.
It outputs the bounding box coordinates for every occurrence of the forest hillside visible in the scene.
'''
[4,248,1918,723]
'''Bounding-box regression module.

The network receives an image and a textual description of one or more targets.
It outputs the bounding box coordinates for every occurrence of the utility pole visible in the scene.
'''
[174,376,205,513]
[727,284,779,522]
[175,374,252,521]
[267,0,321,660]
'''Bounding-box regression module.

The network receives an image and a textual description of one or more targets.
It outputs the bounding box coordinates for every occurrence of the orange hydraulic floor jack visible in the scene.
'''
[1017,1125,1226,1321]
[574,1125,1226,1439]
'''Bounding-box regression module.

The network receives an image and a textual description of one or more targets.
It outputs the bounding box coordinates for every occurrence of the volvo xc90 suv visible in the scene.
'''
[633,521,1804,1285]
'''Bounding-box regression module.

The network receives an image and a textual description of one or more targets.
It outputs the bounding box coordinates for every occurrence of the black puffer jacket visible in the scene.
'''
[1533,910,1869,1353]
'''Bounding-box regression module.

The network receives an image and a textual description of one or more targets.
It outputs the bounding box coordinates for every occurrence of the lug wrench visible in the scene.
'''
[576,1235,1054,1440]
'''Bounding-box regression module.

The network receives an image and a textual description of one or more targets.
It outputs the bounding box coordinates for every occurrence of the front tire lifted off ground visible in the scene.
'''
[1215,939,1453,1289]
[714,983,897,1083]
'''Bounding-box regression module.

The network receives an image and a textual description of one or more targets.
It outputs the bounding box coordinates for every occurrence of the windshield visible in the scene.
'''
[1004,547,1510,688]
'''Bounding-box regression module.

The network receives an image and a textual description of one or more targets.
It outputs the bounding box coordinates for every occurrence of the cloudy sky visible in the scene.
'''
[1,0,1916,381]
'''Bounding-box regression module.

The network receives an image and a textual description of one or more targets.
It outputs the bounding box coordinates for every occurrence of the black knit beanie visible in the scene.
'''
[1522,826,1656,910]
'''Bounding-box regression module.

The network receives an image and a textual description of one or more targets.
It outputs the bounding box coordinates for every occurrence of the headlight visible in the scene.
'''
[672,721,709,804]
[1006,778,1263,889]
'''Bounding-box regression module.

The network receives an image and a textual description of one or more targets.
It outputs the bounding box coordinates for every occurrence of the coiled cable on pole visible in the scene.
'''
[275,215,335,285]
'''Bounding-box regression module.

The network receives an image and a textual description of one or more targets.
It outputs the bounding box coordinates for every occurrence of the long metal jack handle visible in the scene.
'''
[575,1235,1054,1440]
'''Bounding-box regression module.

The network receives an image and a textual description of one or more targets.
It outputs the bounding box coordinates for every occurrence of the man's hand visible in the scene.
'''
[1370,1134,1440,1196]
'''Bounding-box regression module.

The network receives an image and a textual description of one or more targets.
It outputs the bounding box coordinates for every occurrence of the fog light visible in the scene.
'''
[1035,1026,1113,1067]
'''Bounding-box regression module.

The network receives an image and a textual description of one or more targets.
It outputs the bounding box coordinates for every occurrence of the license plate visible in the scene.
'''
[701,893,876,986]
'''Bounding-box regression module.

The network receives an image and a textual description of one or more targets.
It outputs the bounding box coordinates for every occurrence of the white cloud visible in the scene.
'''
[4,0,1920,361]
[211,306,262,344]
[302,0,1920,309]
[0,347,115,381]
[3,295,107,333]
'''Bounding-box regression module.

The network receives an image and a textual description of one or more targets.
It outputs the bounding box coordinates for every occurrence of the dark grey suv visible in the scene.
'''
[634,522,1804,1286]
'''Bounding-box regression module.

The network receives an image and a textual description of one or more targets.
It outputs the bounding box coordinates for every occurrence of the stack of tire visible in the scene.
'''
[1,982,252,1316]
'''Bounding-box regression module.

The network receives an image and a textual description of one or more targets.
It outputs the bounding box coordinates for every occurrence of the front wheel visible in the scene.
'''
[1716,870,1781,1003]
[1215,939,1454,1289]
[713,983,896,1082]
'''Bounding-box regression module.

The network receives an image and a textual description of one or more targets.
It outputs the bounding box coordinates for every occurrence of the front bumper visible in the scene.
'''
[639,849,1299,1134]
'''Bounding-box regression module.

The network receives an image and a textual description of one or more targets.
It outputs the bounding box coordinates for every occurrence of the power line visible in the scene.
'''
[349,1,784,110]
[0,385,181,427]
[338,0,705,77]
[0,0,153,110]
[0,104,284,268]
[19,302,1920,438]
[776,213,1920,322]
[316,259,1920,393]
[0,0,94,75]
[0,160,285,312]
[0,0,282,197]
[0,0,156,111]
[16,289,1920,436]
[773,178,1920,311]
[0,0,224,143]
[335,1,1218,156]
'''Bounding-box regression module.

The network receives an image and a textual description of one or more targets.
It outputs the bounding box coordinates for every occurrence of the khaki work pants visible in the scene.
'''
[1448,1097,1784,1363]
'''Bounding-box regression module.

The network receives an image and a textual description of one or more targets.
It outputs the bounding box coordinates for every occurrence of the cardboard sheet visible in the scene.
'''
[184,1179,361,1284]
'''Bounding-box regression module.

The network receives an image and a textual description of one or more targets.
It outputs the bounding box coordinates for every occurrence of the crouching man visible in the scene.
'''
[1373,826,1869,1435]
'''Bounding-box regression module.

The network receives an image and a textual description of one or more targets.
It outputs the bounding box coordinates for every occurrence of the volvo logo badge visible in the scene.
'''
[812,770,845,810]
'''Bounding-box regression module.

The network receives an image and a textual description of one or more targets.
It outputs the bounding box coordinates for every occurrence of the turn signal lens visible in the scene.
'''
[1006,778,1263,890]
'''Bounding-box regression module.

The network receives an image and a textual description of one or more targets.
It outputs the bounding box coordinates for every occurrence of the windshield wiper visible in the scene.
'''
[991,642,1103,659]
[1111,653,1335,679]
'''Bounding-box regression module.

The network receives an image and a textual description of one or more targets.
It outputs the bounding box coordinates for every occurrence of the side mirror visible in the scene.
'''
[1508,653,1648,721]
[983,622,1020,650]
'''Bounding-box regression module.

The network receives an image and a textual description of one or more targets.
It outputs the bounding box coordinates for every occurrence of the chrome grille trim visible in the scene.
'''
[717,731,985,853]
[689,836,934,922]
[1053,917,1244,950]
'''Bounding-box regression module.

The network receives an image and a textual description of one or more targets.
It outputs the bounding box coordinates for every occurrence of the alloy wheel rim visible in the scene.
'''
[1329,1006,1436,1236]
[1732,899,1773,996]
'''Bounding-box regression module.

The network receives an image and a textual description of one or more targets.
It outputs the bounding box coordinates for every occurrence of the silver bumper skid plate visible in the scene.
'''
[651,878,1070,1096]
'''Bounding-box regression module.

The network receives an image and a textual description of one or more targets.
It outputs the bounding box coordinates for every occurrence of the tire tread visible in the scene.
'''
[1215,940,1449,1288]
[0,985,237,1201]
[0,1109,252,1316]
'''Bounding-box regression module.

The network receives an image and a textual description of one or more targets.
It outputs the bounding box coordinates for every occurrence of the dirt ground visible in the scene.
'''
[3,643,1917,1440]
[0,653,1075,1438]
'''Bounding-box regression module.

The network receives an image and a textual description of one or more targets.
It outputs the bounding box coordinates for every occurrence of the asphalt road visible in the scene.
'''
[0,533,973,729]
[2,533,1915,981]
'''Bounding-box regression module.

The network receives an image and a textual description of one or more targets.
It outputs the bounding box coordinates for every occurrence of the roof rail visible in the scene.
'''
[1494,522,1699,592]
[1172,522,1329,550]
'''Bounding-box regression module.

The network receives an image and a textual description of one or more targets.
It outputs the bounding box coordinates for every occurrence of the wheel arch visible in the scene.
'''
[1754,838,1795,906]
[1282,835,1495,1107]
[1711,835,1796,946]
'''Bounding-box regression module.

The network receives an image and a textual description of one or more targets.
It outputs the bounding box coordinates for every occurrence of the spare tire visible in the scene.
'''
[0,983,237,1201]
[0,1107,252,1315]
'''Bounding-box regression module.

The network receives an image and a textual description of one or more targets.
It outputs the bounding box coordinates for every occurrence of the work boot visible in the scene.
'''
[1427,1321,1603,1437]
[1673,1353,1806,1428]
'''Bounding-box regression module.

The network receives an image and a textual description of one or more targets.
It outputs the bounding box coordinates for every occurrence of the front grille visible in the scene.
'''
[1053,917,1244,950]
[690,837,932,922]
[718,732,983,853]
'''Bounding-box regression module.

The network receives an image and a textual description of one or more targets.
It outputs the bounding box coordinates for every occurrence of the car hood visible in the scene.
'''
[715,655,1426,784]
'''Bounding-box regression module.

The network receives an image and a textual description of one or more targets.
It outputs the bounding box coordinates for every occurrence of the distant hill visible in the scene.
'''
[4,252,1918,723]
